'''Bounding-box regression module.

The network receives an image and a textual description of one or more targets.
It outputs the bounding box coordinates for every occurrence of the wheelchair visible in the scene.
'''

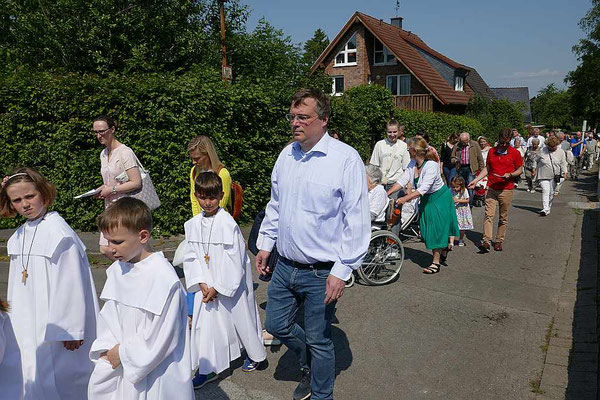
[351,198,413,286]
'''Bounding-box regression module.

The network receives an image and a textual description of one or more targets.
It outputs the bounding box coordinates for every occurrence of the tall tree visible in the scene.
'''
[530,84,573,129]
[302,28,329,68]
[566,0,600,127]
[0,0,249,74]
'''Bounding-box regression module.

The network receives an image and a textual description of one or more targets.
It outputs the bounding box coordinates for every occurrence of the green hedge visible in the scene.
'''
[394,109,484,149]
[0,69,293,234]
[0,75,485,234]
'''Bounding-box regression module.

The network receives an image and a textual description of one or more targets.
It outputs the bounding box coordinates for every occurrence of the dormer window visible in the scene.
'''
[334,33,357,66]
[374,38,395,65]
[454,75,464,91]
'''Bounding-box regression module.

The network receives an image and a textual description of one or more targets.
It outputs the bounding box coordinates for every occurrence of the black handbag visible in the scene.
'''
[549,152,561,183]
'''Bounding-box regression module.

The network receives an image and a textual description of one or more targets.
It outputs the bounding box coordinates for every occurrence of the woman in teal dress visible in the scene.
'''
[388,138,459,273]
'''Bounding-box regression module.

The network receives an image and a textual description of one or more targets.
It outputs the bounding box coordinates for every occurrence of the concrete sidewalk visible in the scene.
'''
[0,169,598,399]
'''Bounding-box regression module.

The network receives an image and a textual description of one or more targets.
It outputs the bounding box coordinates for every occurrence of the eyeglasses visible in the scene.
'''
[93,128,111,135]
[285,113,319,124]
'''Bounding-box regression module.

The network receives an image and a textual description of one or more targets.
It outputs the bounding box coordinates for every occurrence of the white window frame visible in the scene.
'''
[334,33,357,67]
[331,75,344,96]
[386,74,411,95]
[373,38,396,66]
[454,75,464,91]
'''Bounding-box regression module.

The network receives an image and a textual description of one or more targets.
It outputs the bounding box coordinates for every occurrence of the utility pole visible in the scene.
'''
[219,0,232,84]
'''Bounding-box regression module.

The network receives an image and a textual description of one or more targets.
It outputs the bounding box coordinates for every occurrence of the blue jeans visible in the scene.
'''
[457,166,475,203]
[443,165,457,186]
[265,258,336,400]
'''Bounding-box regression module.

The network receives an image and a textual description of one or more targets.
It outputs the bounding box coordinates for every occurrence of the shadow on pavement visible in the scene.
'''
[403,246,434,269]
[464,229,483,247]
[512,204,541,214]
[272,324,352,383]
[566,208,599,399]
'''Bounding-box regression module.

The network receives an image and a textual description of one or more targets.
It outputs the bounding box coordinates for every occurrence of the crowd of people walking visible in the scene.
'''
[0,86,598,400]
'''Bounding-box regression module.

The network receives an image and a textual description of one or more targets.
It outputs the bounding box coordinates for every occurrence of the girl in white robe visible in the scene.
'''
[0,297,23,400]
[183,207,267,375]
[1,168,100,400]
[88,251,194,400]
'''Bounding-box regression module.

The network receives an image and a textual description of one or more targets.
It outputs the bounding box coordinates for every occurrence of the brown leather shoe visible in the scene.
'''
[478,241,490,252]
[493,242,503,251]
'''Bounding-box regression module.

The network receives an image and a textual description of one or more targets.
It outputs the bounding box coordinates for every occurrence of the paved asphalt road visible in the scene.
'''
[0,175,594,399]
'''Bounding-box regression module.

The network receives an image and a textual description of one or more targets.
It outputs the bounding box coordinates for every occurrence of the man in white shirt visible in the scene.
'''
[370,119,410,189]
[256,88,370,400]
[527,127,546,149]
[370,119,410,234]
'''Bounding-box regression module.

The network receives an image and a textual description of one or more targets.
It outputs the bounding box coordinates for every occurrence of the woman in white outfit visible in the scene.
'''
[532,136,568,216]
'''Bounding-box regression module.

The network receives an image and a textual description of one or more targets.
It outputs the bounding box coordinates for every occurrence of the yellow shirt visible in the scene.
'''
[190,166,232,216]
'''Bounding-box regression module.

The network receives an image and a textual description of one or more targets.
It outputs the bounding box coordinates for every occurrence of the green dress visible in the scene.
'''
[415,162,460,250]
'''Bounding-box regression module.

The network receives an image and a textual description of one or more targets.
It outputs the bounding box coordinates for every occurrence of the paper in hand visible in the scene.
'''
[74,188,101,199]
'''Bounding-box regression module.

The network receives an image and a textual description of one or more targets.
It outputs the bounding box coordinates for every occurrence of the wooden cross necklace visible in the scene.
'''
[21,213,44,284]
[201,214,216,266]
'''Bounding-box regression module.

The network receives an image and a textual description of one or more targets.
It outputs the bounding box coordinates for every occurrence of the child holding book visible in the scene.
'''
[88,197,193,400]
[182,171,266,387]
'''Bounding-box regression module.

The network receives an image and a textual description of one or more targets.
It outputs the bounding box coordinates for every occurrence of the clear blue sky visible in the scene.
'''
[246,0,590,97]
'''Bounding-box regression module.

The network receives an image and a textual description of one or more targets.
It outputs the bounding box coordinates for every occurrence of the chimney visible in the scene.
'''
[390,17,403,29]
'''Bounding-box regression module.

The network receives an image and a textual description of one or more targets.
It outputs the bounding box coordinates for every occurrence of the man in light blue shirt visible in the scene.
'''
[256,88,370,400]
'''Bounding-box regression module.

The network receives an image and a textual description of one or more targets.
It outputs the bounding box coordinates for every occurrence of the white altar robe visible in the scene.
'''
[0,311,23,400]
[6,211,99,400]
[88,252,194,400]
[183,208,266,374]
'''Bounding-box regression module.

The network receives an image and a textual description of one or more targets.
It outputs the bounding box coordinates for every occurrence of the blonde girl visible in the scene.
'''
[450,176,473,247]
[187,136,232,216]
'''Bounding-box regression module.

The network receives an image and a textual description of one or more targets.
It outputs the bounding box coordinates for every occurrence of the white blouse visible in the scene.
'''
[368,184,388,222]
[397,159,444,195]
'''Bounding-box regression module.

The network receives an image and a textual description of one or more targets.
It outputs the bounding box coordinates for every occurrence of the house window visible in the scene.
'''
[332,76,344,96]
[386,75,411,95]
[374,38,395,65]
[334,33,357,66]
[454,75,464,91]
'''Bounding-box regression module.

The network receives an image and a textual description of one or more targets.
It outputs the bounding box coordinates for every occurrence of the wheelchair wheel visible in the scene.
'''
[345,273,355,288]
[358,230,404,286]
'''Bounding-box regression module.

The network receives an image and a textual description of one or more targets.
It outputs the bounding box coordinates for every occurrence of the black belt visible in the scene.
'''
[282,257,334,270]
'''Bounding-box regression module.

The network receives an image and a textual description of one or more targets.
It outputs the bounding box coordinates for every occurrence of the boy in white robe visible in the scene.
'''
[88,197,194,400]
[0,297,23,400]
[1,168,99,400]
[183,171,266,387]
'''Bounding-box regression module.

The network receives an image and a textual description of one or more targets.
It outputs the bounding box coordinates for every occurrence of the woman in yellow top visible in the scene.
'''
[187,136,232,216]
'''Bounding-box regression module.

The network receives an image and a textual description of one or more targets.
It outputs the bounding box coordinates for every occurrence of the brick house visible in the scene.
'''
[310,12,495,113]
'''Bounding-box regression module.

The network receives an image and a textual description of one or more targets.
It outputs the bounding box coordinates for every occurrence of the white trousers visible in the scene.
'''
[539,179,556,213]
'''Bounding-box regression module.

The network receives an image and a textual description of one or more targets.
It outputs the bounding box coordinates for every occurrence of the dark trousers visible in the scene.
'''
[457,165,475,204]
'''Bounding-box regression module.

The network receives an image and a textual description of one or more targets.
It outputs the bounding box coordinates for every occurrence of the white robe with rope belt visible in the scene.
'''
[183,208,266,374]
[7,211,99,400]
[88,252,194,400]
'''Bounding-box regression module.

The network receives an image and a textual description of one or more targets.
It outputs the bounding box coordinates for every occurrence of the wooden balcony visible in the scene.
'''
[393,94,433,112]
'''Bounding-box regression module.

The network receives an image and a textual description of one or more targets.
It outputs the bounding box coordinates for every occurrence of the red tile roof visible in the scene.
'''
[312,12,478,105]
